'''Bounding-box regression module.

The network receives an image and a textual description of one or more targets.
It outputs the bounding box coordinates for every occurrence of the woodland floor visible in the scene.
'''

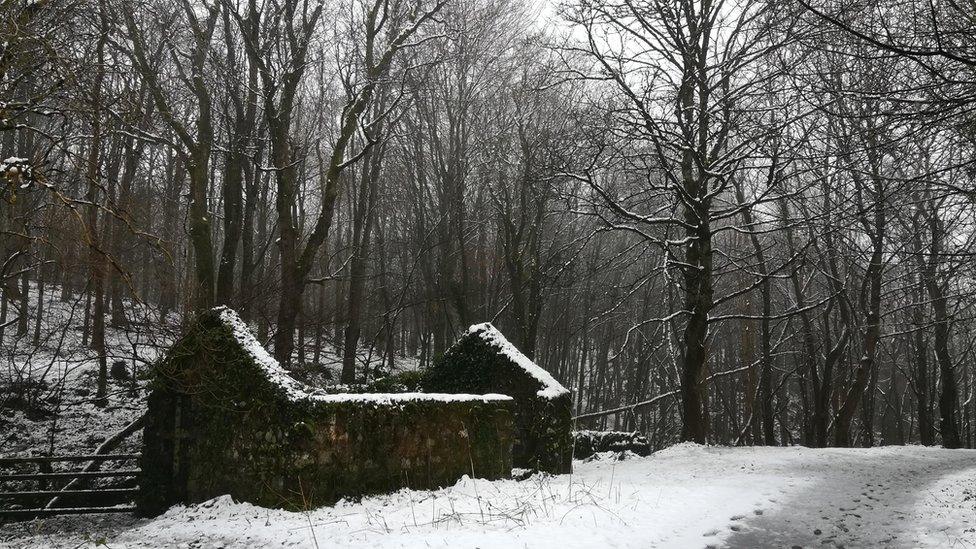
[1,444,974,549]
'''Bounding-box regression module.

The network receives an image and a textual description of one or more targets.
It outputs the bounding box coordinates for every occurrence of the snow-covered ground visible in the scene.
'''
[3,444,975,549]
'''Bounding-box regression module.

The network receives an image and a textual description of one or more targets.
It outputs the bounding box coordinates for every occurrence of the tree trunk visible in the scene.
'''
[88,7,108,407]
[340,136,384,383]
[834,236,883,447]
[679,206,712,444]
[924,210,961,448]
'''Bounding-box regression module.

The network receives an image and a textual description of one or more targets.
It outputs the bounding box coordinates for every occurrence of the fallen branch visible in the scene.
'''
[573,365,751,421]
[573,391,678,421]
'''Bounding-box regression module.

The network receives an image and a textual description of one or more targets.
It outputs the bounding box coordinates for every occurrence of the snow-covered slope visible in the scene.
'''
[5,444,976,548]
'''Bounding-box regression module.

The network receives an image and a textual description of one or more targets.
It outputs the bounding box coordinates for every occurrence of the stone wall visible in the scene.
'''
[139,308,514,516]
[420,323,573,474]
[573,430,651,459]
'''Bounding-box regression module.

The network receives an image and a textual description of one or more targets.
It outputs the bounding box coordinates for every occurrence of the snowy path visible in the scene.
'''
[720,448,976,548]
[3,445,975,549]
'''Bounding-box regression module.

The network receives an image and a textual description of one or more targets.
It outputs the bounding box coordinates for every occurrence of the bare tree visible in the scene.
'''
[564,0,797,443]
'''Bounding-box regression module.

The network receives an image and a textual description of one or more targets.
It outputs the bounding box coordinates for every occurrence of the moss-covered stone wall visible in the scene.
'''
[573,430,651,459]
[139,308,514,517]
[420,323,573,474]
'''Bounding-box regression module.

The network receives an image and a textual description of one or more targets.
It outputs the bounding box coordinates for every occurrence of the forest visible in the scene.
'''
[3,0,976,458]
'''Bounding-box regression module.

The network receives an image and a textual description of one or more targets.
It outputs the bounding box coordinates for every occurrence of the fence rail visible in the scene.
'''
[0,454,140,465]
[0,506,137,518]
[1,469,142,482]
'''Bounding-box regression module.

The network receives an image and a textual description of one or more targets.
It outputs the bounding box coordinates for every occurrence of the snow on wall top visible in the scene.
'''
[466,322,570,399]
[214,307,512,405]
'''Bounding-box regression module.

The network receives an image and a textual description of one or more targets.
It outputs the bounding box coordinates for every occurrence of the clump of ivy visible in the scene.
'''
[1,158,34,205]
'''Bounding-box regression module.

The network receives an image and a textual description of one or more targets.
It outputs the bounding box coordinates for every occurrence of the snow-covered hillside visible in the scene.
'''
[3,444,975,548]
[0,282,168,458]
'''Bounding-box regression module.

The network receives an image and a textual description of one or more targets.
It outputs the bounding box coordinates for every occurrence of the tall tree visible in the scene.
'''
[567,0,794,443]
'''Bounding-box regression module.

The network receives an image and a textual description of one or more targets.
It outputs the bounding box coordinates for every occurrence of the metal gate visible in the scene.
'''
[0,453,141,519]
